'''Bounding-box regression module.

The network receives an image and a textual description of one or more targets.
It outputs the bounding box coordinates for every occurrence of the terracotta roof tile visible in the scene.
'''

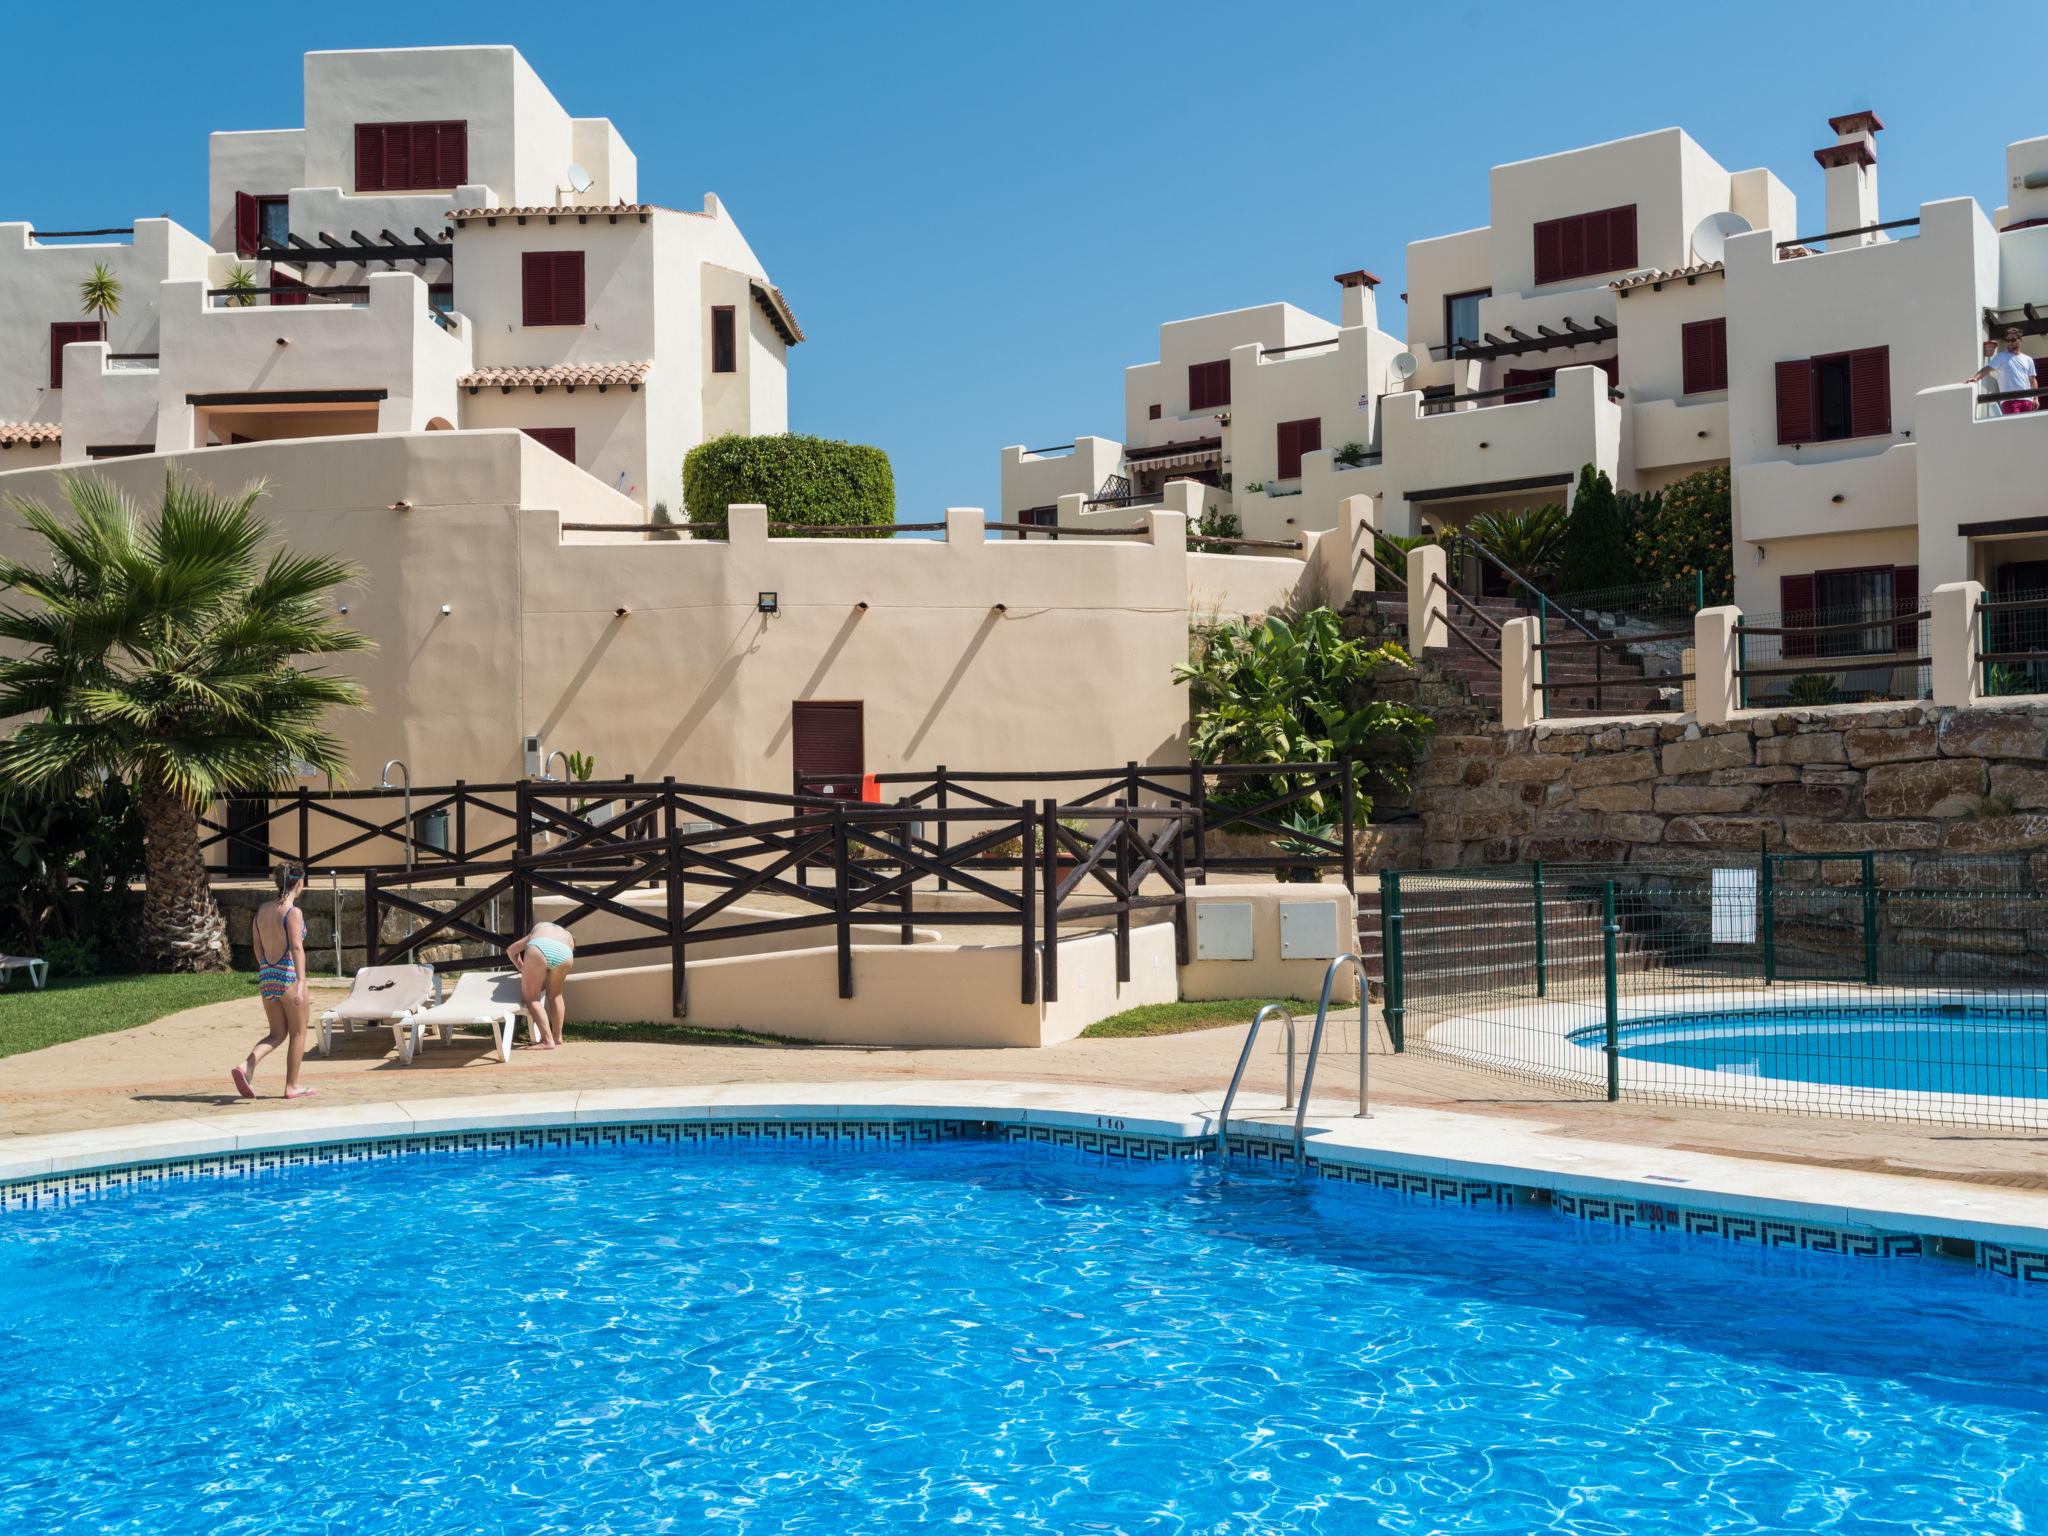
[459,361,652,390]
[1608,260,1726,293]
[0,421,61,445]
[447,203,705,221]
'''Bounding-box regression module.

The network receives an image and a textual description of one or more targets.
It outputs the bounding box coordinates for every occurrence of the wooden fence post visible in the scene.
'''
[1339,759,1356,892]
[833,803,854,1000]
[297,785,310,866]
[1020,800,1037,1006]
[668,829,688,1019]
[1041,799,1059,1003]
[364,873,382,967]
[514,779,534,936]
[1115,802,1133,985]
[1191,759,1209,886]
[1171,811,1191,966]
[935,764,950,891]
[453,779,468,887]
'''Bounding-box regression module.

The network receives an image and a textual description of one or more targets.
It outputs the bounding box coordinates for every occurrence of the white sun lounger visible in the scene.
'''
[0,955,47,990]
[316,964,440,1056]
[396,971,535,1065]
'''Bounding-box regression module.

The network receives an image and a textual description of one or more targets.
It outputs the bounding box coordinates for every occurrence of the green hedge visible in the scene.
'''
[682,433,895,538]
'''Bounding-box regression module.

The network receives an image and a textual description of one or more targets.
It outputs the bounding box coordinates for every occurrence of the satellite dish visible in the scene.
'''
[1392,350,1420,379]
[564,163,594,195]
[1690,210,1751,266]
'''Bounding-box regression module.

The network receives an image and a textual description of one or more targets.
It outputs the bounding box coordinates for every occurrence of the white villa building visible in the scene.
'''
[0,45,799,510]
[1002,115,2048,619]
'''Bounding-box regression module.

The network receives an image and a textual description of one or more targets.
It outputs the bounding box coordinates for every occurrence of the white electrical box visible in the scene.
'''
[523,735,545,777]
[1194,902,1255,961]
[1280,900,1341,960]
[1712,867,1758,944]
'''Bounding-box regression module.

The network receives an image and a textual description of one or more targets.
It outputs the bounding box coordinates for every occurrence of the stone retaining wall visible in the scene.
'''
[1412,698,2048,869]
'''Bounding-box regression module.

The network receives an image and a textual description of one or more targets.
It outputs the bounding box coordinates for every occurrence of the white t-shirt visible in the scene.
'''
[1985,348,2039,394]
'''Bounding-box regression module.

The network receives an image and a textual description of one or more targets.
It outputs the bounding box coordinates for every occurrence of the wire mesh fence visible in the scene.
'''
[1382,853,2048,1128]
[1736,603,1932,708]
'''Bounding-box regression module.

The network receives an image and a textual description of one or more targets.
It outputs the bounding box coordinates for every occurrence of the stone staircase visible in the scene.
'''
[1346,588,1677,715]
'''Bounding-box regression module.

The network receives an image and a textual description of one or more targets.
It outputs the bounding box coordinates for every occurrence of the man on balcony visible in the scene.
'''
[1966,327,2040,415]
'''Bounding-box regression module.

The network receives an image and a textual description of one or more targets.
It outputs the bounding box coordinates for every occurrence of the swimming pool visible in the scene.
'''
[1591,1004,2048,1098]
[3,1137,2044,1533]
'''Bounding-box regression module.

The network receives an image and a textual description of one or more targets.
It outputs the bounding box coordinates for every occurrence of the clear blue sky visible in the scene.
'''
[1,1,2026,518]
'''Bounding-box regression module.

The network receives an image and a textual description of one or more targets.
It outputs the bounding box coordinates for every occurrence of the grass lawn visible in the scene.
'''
[1080,997,1319,1039]
[0,971,260,1059]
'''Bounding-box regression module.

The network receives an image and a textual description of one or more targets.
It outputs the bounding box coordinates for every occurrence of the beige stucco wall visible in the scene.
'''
[564,922,1178,1046]
[0,432,1196,793]
[1178,882,1359,1004]
[1914,382,2048,591]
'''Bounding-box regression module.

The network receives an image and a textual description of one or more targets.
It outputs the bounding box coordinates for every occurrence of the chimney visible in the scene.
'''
[1815,111,1883,248]
[1334,268,1380,330]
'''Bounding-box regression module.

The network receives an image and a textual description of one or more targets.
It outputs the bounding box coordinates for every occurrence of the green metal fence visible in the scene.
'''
[1381,853,2048,1127]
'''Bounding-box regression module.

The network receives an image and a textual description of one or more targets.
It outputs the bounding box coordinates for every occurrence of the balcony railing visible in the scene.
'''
[1974,384,2048,422]
[106,352,159,371]
[1774,216,1920,257]
[206,285,369,308]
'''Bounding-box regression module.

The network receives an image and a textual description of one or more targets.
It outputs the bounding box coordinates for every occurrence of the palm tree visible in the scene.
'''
[79,262,121,343]
[0,473,369,971]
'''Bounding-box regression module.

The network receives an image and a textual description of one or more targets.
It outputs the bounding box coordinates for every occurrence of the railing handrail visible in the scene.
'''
[30,227,133,240]
[1022,443,1075,456]
[1736,610,1929,639]
[1216,1003,1297,1155]
[207,284,369,300]
[1775,215,1921,252]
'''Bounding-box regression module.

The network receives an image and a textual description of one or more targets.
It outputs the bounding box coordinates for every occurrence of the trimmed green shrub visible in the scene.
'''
[1468,502,1567,582]
[1631,464,1733,607]
[682,433,895,538]
[1556,465,1642,593]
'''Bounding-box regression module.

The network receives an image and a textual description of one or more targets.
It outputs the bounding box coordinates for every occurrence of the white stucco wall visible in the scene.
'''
[1000,437,1123,520]
[0,219,209,428]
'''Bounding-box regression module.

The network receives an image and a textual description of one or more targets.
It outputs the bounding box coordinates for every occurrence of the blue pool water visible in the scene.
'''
[2,1139,2045,1534]
[1598,1005,2048,1098]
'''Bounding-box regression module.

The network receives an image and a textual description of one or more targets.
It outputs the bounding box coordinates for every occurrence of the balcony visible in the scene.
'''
[1914,381,2048,587]
[1379,364,1621,526]
[154,270,472,450]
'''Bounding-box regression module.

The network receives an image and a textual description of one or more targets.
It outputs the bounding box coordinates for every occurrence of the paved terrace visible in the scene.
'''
[3,983,2041,1193]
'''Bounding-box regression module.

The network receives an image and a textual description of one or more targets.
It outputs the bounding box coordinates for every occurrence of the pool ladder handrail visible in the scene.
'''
[1216,952,1374,1165]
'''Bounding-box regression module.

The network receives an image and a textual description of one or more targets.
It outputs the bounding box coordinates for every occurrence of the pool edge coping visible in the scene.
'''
[4,1082,2047,1265]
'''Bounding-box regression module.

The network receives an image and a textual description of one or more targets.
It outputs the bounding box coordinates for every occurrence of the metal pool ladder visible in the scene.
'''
[1215,952,1373,1166]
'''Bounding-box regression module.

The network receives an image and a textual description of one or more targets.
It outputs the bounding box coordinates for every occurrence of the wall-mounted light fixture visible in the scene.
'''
[1753,545,1766,564]
[614,606,631,618]
[1831,494,1846,504]
[855,600,869,612]
[275,337,289,348]
[440,603,453,615]
[993,602,1008,614]
[757,591,779,616]
[338,603,349,614]
[387,500,412,511]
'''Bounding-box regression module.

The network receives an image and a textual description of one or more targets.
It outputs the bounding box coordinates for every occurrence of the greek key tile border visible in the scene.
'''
[0,1118,987,1213]
[4,1116,2044,1287]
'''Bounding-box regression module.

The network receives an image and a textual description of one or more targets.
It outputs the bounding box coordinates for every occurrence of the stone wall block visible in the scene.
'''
[1661,733,1753,775]
[1843,725,1939,767]
[1756,732,1847,767]
[1862,759,1987,819]
[1757,783,1854,818]
[1568,751,1659,789]
[1944,813,2048,852]
[1653,784,1759,814]
[1939,710,2048,762]
[1577,784,1655,813]
[1663,815,1783,850]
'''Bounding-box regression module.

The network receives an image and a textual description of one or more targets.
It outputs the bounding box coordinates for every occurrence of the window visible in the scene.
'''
[1532,204,1638,285]
[1774,347,1889,444]
[1148,403,1162,420]
[232,193,290,258]
[1187,359,1230,412]
[1275,417,1321,479]
[521,427,576,462]
[428,283,455,316]
[711,305,737,373]
[521,252,586,327]
[1780,565,1918,658]
[1444,288,1489,350]
[1681,318,1728,394]
[791,701,864,799]
[1501,357,1617,404]
[354,121,468,192]
[48,321,99,389]
[1016,506,1058,539]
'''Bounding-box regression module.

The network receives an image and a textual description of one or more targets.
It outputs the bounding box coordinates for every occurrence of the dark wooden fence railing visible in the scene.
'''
[363,799,1197,1010]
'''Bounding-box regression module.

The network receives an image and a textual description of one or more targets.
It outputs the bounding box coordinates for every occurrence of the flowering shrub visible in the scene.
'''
[1631,464,1732,607]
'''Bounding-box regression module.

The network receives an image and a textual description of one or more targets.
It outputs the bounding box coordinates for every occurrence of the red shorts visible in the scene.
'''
[2002,398,2040,415]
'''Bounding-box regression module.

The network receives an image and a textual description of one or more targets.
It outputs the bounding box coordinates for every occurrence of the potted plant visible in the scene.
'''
[221,265,259,308]
[1272,808,1336,883]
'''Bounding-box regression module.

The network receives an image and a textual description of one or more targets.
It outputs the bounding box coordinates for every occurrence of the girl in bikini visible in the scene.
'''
[506,921,575,1049]
[232,864,316,1100]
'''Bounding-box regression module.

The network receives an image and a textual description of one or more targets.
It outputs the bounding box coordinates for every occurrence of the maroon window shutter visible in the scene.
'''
[1682,319,1728,393]
[355,124,384,192]
[1533,218,1562,285]
[1558,217,1587,283]
[791,701,864,798]
[1892,564,1919,652]
[234,191,259,259]
[556,252,585,325]
[521,252,550,325]
[1609,205,1638,271]
[1849,346,1891,438]
[1774,359,1815,444]
[271,268,307,307]
[435,122,468,188]
[711,305,737,372]
[49,321,98,388]
[1780,574,1818,659]
[1502,366,1551,403]
[1596,356,1619,388]
[521,427,576,461]
[1275,417,1320,479]
[1188,359,1229,412]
